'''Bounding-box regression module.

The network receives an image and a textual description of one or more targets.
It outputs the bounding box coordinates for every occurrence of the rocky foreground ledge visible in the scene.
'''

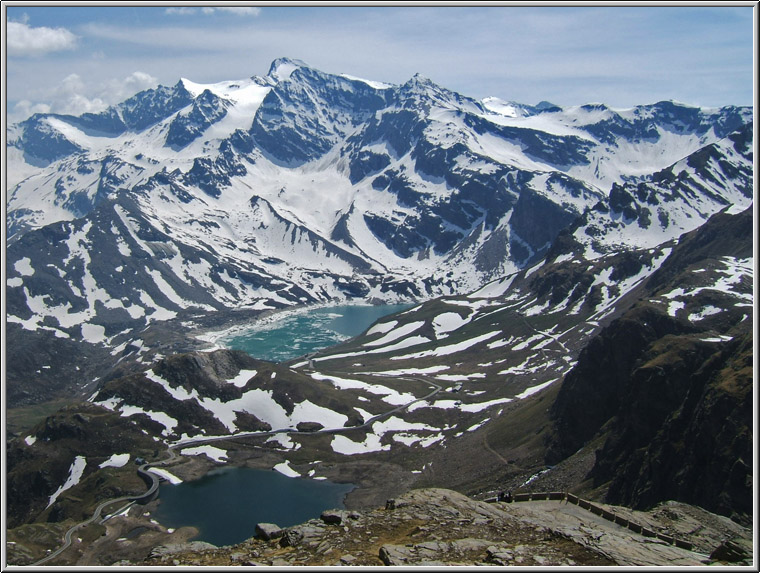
[136,488,752,567]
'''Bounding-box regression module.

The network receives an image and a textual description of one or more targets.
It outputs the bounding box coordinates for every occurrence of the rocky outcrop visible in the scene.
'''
[595,333,752,524]
[133,488,750,567]
[546,305,694,462]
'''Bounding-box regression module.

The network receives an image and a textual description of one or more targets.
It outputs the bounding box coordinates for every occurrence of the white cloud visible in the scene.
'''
[15,71,159,119]
[165,7,198,16]
[214,7,261,16]
[49,74,108,115]
[103,71,159,102]
[13,100,51,118]
[7,21,79,56]
[166,7,261,17]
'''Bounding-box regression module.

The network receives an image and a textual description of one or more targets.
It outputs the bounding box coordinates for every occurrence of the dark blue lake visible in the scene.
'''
[152,467,354,547]
[220,304,412,362]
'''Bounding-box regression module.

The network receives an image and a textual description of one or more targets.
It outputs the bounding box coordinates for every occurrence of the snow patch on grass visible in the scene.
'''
[48,456,87,508]
[181,445,228,463]
[273,460,301,478]
[515,379,557,399]
[99,453,130,468]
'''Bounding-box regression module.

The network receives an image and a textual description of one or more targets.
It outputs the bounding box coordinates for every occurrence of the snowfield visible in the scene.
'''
[99,453,131,469]
[47,456,87,508]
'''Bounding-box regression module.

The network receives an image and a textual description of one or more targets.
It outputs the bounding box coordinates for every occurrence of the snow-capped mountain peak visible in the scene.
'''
[6,59,752,398]
[267,56,309,82]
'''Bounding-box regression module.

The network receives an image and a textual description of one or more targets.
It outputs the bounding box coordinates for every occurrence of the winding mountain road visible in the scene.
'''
[32,451,177,566]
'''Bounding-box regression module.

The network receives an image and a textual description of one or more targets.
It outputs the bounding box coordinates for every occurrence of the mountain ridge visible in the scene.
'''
[7,61,752,408]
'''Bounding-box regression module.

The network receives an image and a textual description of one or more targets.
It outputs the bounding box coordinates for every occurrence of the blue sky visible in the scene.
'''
[3,4,756,122]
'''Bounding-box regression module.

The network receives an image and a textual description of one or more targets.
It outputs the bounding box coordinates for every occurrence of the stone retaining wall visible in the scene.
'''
[484,491,693,551]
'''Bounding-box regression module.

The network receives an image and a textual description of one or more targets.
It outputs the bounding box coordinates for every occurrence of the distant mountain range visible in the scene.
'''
[6,58,753,404]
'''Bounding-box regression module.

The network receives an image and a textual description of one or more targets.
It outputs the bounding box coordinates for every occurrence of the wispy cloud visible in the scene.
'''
[7,21,79,56]
[213,7,261,16]
[12,100,51,119]
[165,7,197,16]
[166,6,261,17]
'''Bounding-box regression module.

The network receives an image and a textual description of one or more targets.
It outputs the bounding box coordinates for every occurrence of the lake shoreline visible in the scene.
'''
[191,301,337,351]
[193,301,415,363]
[149,448,421,546]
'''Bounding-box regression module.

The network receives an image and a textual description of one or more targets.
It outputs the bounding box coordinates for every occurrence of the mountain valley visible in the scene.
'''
[4,58,754,566]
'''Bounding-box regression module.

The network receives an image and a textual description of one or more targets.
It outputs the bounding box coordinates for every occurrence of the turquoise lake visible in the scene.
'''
[220,304,412,362]
[151,467,354,546]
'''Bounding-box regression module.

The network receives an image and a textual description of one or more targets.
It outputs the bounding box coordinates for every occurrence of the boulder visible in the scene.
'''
[379,545,414,566]
[296,421,323,433]
[320,510,347,525]
[279,528,304,547]
[255,523,282,541]
[279,524,323,547]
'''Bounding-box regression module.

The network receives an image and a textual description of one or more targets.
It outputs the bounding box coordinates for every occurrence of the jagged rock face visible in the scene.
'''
[546,305,694,462]
[547,207,753,523]
[10,114,85,165]
[252,63,390,164]
[596,333,752,524]
[571,122,753,256]
[166,89,229,149]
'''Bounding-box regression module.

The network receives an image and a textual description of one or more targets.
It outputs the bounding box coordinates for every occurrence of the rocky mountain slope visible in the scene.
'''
[6,58,753,407]
[8,487,752,567]
[5,57,753,567]
[6,204,752,566]
[547,207,753,524]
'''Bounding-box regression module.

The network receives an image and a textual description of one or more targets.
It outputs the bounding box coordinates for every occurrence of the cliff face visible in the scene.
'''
[547,207,753,524]
[596,333,752,523]
[546,306,695,463]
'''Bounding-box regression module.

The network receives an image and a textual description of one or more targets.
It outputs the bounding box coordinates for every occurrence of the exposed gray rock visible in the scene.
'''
[149,541,217,557]
[486,545,514,565]
[709,539,751,563]
[296,421,323,433]
[379,544,414,566]
[320,509,347,525]
[279,528,304,548]
[133,488,749,568]
[279,523,324,548]
[255,523,282,541]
